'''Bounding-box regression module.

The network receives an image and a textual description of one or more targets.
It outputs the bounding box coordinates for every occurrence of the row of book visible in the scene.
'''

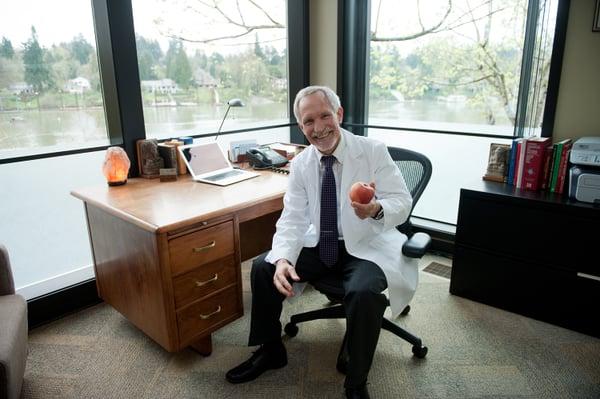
[506,137,573,193]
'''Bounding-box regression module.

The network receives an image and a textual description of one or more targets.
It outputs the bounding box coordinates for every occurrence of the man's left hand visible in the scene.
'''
[351,182,381,219]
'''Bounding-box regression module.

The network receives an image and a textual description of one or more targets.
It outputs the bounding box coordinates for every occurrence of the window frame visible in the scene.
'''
[338,0,570,141]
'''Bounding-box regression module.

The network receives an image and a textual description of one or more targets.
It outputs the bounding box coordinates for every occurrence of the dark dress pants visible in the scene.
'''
[248,242,388,388]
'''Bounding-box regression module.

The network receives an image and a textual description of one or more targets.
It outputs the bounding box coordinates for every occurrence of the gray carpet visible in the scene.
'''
[22,259,600,398]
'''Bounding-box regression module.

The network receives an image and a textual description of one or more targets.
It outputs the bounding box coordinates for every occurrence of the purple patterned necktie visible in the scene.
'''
[319,155,338,266]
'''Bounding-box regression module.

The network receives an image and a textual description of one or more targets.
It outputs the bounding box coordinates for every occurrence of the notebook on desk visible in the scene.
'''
[177,142,259,186]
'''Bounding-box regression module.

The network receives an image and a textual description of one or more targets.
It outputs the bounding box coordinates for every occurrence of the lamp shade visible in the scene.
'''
[214,98,245,141]
[103,147,130,186]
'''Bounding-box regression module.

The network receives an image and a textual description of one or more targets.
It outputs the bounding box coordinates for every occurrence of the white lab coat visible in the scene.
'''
[265,129,418,317]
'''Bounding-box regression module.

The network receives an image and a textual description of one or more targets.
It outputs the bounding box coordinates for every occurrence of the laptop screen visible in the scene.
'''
[181,143,230,176]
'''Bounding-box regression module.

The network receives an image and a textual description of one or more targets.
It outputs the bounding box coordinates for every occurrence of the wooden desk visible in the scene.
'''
[72,172,288,354]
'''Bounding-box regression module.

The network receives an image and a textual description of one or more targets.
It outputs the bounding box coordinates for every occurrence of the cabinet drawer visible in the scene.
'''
[173,256,237,309]
[457,193,600,274]
[177,285,242,345]
[169,221,235,276]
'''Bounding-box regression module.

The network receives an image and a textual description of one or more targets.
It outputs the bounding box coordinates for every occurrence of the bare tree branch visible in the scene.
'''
[371,0,452,42]
[161,0,284,44]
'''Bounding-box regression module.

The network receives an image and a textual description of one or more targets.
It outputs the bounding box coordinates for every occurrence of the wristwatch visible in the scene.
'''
[372,205,384,220]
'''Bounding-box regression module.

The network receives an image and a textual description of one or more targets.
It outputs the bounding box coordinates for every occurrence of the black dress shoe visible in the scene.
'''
[225,343,287,384]
[345,383,370,399]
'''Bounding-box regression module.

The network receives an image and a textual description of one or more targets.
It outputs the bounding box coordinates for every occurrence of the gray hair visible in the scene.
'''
[293,85,341,122]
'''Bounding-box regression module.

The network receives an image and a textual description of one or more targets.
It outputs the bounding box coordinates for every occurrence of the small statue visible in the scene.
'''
[139,139,164,177]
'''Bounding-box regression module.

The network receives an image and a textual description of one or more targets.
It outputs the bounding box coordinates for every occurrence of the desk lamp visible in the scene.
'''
[214,98,244,140]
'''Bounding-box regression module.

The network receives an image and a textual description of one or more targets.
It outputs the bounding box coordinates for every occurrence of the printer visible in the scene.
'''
[568,137,600,204]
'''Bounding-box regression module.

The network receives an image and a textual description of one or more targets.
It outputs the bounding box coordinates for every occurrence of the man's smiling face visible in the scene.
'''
[298,91,343,155]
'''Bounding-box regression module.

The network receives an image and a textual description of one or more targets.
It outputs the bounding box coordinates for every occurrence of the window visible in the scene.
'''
[0,0,110,160]
[131,0,290,145]
[364,0,559,226]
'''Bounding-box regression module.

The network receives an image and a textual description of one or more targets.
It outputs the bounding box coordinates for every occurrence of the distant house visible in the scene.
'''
[141,79,179,94]
[192,69,217,88]
[9,82,34,95]
[64,77,92,94]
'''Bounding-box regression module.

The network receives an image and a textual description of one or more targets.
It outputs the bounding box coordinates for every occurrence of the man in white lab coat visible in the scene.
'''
[226,86,417,399]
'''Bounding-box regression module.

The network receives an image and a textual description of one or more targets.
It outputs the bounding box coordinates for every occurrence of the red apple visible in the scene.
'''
[349,182,375,204]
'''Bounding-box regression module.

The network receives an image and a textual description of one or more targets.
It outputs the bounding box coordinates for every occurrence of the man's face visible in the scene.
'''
[298,92,343,155]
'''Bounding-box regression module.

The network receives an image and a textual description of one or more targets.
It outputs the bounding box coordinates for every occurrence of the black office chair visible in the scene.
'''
[283,147,432,365]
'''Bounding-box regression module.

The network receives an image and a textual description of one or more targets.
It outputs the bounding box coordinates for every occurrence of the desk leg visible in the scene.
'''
[190,335,213,356]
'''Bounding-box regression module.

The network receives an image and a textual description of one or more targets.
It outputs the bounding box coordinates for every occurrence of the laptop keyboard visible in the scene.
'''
[203,169,244,182]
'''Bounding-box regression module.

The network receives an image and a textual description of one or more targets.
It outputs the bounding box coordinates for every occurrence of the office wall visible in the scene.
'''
[553,0,600,141]
[309,0,338,89]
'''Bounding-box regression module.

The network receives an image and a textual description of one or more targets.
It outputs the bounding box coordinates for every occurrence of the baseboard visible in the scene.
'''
[27,278,102,329]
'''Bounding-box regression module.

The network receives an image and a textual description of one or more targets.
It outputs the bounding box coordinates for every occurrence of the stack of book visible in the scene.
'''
[503,137,573,193]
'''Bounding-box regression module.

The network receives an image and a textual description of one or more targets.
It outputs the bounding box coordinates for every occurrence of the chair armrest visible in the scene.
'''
[0,244,16,295]
[402,232,431,258]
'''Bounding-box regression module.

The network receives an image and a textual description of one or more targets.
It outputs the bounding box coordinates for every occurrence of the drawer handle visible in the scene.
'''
[195,274,219,287]
[199,306,222,320]
[193,241,216,252]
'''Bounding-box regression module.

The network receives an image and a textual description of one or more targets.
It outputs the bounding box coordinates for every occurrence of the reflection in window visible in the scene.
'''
[0,0,109,159]
[132,0,289,141]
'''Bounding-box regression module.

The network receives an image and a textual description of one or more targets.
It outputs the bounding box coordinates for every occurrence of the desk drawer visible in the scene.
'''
[177,285,242,345]
[169,221,234,276]
[173,256,237,309]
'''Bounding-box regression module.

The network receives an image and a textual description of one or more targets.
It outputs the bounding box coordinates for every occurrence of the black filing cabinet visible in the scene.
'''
[450,181,600,337]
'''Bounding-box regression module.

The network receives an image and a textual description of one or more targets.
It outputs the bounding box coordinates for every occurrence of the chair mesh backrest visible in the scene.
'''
[387,147,432,234]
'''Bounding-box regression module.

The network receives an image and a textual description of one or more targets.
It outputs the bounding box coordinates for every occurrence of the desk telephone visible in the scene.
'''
[247,147,288,169]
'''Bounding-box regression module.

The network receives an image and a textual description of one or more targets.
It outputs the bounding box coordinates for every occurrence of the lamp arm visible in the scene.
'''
[214,105,232,141]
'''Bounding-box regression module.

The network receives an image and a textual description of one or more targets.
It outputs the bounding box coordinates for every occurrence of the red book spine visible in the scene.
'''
[521,140,547,191]
[540,146,553,190]
[513,141,523,187]
[556,144,572,194]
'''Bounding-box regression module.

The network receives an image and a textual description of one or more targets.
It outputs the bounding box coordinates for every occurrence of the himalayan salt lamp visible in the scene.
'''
[102,147,130,186]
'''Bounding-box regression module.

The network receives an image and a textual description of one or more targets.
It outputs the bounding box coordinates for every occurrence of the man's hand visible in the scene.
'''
[351,182,381,219]
[273,259,301,297]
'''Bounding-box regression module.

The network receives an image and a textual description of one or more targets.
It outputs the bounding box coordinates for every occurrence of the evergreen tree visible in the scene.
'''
[136,36,163,80]
[22,26,53,92]
[165,40,191,88]
[0,37,14,59]
[253,33,265,59]
[69,34,93,65]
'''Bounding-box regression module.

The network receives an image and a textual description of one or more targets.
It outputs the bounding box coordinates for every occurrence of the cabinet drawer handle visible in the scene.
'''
[199,306,222,320]
[195,274,218,287]
[577,272,600,282]
[193,241,216,252]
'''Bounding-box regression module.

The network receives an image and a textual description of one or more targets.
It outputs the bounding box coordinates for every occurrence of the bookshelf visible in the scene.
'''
[450,181,600,337]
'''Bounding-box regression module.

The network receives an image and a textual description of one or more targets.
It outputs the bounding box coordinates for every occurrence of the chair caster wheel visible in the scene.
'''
[412,345,428,358]
[401,305,411,316]
[284,323,298,337]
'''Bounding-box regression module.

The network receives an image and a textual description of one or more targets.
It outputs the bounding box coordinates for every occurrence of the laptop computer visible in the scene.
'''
[177,142,260,186]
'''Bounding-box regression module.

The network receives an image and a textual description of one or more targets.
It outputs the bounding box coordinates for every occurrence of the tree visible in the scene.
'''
[22,26,53,92]
[165,40,192,88]
[0,37,14,59]
[69,34,93,65]
[157,0,285,44]
[136,36,163,80]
